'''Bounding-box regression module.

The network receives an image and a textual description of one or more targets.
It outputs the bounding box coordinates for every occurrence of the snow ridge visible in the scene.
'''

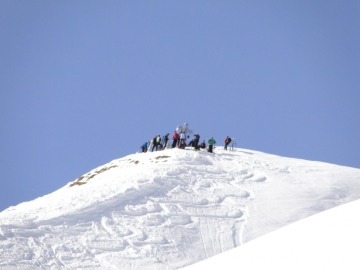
[0,148,360,269]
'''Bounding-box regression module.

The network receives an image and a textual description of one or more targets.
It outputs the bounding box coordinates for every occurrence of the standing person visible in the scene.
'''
[163,133,169,149]
[179,130,186,145]
[172,131,179,148]
[156,135,162,150]
[224,136,232,150]
[141,142,148,153]
[152,135,158,152]
[208,137,216,153]
[194,133,200,149]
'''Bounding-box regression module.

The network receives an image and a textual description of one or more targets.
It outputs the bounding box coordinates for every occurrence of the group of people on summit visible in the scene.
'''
[141,125,233,154]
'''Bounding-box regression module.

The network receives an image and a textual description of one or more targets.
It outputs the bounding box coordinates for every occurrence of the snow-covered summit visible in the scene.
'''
[1,148,360,269]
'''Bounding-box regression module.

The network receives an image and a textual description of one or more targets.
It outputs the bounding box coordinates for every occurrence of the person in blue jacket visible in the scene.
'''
[141,142,148,153]
[207,137,216,153]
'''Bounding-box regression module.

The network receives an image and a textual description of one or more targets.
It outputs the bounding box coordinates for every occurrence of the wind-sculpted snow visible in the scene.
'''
[0,148,360,269]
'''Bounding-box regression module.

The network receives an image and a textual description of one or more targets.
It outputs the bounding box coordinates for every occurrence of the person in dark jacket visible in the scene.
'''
[163,133,169,149]
[152,135,158,152]
[179,139,186,149]
[193,133,200,149]
[224,136,232,150]
[200,140,206,149]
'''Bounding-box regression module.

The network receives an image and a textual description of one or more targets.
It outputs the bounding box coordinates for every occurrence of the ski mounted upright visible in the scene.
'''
[230,138,236,151]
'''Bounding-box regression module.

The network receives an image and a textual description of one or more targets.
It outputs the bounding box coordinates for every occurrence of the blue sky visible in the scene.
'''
[1,1,359,212]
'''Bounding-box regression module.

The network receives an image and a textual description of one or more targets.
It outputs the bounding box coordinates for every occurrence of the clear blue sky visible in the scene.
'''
[1,1,359,212]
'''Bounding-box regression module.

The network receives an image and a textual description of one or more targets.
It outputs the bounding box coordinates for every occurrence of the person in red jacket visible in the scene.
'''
[224,136,232,150]
[172,131,179,148]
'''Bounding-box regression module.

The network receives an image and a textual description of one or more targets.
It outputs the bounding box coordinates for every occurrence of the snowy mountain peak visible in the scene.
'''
[1,148,360,269]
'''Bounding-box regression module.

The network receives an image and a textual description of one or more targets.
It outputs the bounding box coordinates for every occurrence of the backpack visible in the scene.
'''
[173,133,179,140]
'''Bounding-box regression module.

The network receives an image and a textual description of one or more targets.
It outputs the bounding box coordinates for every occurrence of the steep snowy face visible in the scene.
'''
[0,148,360,270]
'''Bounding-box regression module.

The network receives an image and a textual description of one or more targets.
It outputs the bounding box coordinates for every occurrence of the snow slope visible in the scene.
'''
[183,198,360,270]
[0,148,360,269]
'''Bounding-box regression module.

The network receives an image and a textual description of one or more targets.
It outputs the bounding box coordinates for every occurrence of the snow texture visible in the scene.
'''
[183,197,360,270]
[0,148,360,269]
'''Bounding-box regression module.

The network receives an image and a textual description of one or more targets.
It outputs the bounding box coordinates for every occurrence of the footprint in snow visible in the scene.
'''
[169,215,192,225]
[240,171,269,183]
[144,214,165,226]
[250,176,268,182]
[136,232,148,241]
[227,209,243,218]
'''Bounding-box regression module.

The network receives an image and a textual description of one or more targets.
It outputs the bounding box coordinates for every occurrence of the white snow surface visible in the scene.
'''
[183,197,360,270]
[0,148,360,269]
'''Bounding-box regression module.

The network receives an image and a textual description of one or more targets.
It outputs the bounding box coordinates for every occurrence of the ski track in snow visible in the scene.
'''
[0,148,360,269]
